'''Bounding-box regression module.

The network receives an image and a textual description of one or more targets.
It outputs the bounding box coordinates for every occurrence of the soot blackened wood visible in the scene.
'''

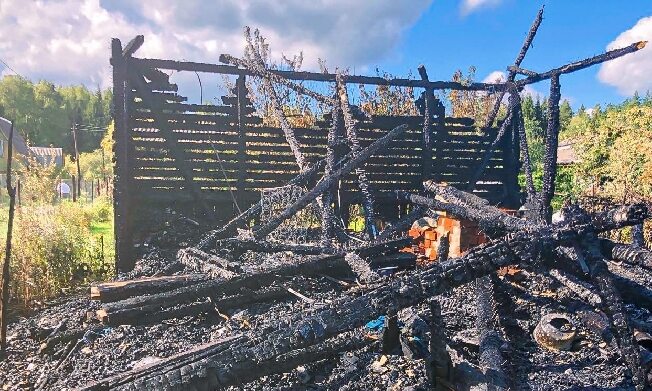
[376,205,427,242]
[128,71,212,218]
[549,269,602,306]
[195,159,325,250]
[89,274,210,303]
[418,65,434,180]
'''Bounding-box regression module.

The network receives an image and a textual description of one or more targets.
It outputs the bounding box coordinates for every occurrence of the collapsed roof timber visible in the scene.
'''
[3,7,652,391]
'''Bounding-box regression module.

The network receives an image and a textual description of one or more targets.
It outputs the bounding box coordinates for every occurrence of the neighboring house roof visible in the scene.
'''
[30,146,64,166]
[557,141,581,165]
[29,146,63,157]
[0,117,31,156]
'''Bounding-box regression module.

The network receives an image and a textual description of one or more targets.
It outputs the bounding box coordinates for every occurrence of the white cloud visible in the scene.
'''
[460,0,502,16]
[482,70,506,83]
[598,16,652,95]
[0,0,433,88]
[482,70,545,101]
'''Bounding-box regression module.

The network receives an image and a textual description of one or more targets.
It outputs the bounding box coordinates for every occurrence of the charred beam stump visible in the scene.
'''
[476,276,508,390]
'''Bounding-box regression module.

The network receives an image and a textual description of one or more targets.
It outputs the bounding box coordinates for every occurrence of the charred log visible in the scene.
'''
[476,276,508,390]
[600,239,652,270]
[89,274,210,303]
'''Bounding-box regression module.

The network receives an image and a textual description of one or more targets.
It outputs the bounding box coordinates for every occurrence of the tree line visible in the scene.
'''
[0,75,111,153]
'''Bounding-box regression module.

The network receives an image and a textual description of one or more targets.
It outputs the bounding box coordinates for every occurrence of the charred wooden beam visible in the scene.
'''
[515,98,536,195]
[195,159,325,250]
[418,65,435,180]
[219,53,333,105]
[514,41,647,87]
[89,274,210,303]
[467,89,518,192]
[336,71,378,238]
[252,124,408,239]
[321,100,341,247]
[427,298,453,390]
[344,252,380,283]
[176,247,238,278]
[136,57,509,92]
[632,223,646,247]
[591,203,648,232]
[96,286,290,326]
[549,268,602,306]
[121,35,144,58]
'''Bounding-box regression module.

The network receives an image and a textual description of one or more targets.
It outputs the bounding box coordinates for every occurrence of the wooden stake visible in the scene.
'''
[1,121,17,353]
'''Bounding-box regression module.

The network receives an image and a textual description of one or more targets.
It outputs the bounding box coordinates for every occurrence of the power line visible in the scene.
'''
[0,57,23,78]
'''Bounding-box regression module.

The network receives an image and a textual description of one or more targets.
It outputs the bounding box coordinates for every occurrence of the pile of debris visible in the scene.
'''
[2,178,652,390]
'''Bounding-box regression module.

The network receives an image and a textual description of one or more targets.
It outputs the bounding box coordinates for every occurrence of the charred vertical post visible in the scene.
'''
[418,65,434,181]
[467,90,517,192]
[515,99,535,195]
[0,122,16,353]
[632,223,645,248]
[336,72,377,238]
[235,74,247,205]
[321,104,340,247]
[110,38,134,272]
[540,74,561,223]
[503,103,522,207]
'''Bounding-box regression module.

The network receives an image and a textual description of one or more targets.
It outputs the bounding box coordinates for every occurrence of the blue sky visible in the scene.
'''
[377,0,652,108]
[0,0,650,109]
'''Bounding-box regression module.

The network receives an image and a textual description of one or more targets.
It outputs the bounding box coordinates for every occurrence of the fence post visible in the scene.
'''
[72,175,77,202]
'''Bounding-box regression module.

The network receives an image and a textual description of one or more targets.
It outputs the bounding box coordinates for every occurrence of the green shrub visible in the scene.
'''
[5,202,112,310]
[86,195,112,222]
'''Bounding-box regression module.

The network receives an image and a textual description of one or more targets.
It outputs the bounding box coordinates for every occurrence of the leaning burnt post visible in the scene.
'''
[427,298,453,390]
[244,27,307,171]
[466,89,518,192]
[336,72,378,238]
[321,102,341,247]
[0,121,16,353]
[253,124,408,239]
[485,6,544,127]
[539,74,561,223]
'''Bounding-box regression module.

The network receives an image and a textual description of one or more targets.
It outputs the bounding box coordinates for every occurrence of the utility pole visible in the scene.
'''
[72,123,82,200]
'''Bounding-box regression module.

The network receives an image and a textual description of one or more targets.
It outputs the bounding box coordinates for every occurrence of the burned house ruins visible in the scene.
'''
[2,8,652,391]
